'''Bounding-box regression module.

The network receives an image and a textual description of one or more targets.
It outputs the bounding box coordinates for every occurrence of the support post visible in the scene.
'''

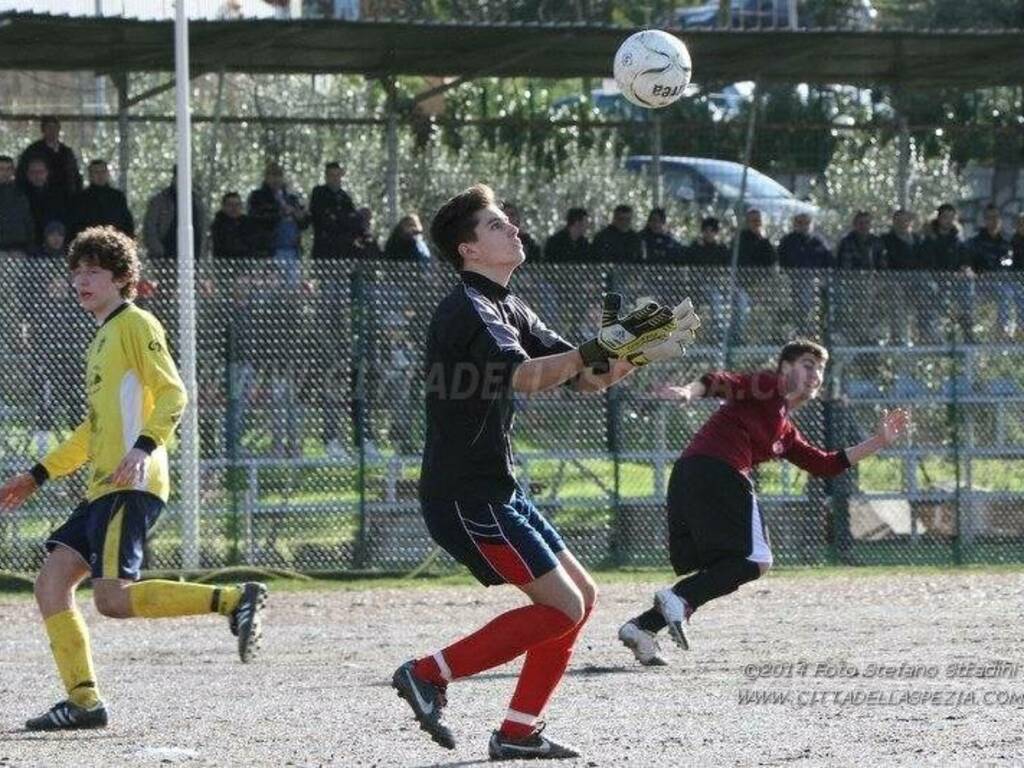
[651,112,663,208]
[174,0,200,570]
[897,112,911,211]
[114,73,130,196]
[721,82,761,368]
[384,77,399,225]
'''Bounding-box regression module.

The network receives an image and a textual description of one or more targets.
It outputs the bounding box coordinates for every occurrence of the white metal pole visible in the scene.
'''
[174,0,200,570]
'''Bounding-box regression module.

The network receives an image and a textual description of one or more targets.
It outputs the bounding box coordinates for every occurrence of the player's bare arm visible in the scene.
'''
[844,408,910,465]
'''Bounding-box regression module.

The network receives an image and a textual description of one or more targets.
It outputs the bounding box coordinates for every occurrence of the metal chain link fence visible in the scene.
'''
[2,256,1023,574]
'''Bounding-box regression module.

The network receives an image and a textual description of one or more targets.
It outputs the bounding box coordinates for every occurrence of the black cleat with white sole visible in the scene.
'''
[488,723,579,761]
[231,582,268,663]
[25,700,109,731]
[391,660,455,749]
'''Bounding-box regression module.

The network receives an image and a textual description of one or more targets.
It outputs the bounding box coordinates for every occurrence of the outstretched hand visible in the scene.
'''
[877,408,910,446]
[655,383,696,403]
[0,473,38,512]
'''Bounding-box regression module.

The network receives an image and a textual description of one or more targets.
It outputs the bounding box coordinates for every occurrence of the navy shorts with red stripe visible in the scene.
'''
[421,488,565,587]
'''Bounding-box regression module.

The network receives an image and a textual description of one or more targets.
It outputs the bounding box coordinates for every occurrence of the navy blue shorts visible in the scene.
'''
[46,491,164,581]
[421,489,565,587]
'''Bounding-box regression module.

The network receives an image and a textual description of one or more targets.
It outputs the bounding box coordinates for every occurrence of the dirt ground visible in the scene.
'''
[1,569,1022,768]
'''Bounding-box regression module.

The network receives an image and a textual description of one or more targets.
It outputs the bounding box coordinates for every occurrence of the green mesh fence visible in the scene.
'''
[2,257,1023,575]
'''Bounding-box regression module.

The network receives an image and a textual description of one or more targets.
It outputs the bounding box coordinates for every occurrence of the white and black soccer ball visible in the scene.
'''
[613,30,692,109]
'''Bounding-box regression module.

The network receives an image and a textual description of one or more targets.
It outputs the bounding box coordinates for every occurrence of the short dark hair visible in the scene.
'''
[566,207,588,226]
[88,159,108,169]
[983,203,1000,215]
[40,115,59,129]
[777,338,829,369]
[324,161,342,172]
[221,191,241,204]
[68,226,141,300]
[647,207,667,224]
[700,216,720,231]
[430,183,495,271]
[0,154,13,164]
[613,204,633,216]
[937,203,957,215]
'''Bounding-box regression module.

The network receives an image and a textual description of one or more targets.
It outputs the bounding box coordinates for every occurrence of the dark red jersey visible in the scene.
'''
[681,369,850,477]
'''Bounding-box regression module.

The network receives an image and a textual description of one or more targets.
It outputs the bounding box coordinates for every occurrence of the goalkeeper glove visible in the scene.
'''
[578,293,677,368]
[627,299,701,366]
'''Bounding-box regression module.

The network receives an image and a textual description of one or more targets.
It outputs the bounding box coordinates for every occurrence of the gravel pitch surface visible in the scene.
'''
[1,570,1021,767]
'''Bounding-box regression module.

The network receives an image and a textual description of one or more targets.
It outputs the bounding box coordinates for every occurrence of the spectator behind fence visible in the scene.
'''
[0,153,33,254]
[384,214,431,263]
[881,209,923,270]
[247,161,309,283]
[641,207,685,263]
[686,216,729,265]
[1014,214,1024,269]
[970,204,1017,337]
[835,211,884,270]
[309,161,357,259]
[143,167,206,259]
[33,221,67,259]
[735,208,776,267]
[777,213,830,269]
[16,116,82,206]
[921,203,969,272]
[592,204,644,262]
[211,191,257,260]
[778,213,830,335]
[500,200,542,263]
[68,159,134,242]
[351,207,382,259]
[543,207,590,263]
[22,157,67,248]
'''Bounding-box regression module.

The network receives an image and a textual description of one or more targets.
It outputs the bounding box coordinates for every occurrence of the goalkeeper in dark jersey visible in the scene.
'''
[0,227,266,731]
[618,339,908,666]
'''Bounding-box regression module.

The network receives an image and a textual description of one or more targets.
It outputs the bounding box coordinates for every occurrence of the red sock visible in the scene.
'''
[413,604,575,687]
[500,605,593,739]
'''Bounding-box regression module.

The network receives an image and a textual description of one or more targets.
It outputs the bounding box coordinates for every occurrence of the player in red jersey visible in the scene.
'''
[618,339,909,665]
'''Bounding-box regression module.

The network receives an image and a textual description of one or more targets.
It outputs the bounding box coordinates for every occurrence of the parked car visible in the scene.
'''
[626,155,819,225]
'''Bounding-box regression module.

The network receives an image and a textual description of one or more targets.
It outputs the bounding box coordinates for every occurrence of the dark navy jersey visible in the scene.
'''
[419,270,574,501]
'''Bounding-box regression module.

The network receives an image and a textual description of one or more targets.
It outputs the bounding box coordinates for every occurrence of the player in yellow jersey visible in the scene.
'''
[0,226,267,731]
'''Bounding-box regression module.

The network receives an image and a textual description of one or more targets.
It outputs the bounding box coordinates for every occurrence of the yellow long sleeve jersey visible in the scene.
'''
[33,302,187,502]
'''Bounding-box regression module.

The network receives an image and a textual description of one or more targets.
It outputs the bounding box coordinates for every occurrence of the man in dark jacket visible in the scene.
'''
[543,208,590,263]
[835,211,884,270]
[881,209,923,271]
[309,161,357,260]
[0,154,34,253]
[67,160,134,241]
[211,191,256,260]
[686,216,729,265]
[247,162,309,284]
[592,204,644,262]
[735,208,777,267]
[16,116,82,206]
[21,157,67,247]
[921,203,973,341]
[501,201,542,263]
[777,213,830,335]
[970,204,1015,337]
[142,168,206,260]
[641,208,685,264]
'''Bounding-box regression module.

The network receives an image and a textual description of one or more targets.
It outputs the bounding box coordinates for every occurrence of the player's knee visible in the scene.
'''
[578,576,598,613]
[557,587,586,625]
[93,591,131,619]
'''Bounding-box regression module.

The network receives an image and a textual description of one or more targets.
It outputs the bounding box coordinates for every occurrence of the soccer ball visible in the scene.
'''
[613,30,692,109]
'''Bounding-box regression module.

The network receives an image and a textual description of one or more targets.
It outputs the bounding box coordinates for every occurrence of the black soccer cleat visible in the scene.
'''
[488,723,579,761]
[391,660,455,750]
[231,582,268,663]
[25,700,109,731]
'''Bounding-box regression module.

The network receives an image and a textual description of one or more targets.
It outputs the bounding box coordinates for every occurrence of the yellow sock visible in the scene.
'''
[44,609,101,709]
[127,580,241,618]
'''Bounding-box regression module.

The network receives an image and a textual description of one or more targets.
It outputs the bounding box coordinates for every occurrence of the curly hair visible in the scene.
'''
[67,226,141,299]
[777,338,828,369]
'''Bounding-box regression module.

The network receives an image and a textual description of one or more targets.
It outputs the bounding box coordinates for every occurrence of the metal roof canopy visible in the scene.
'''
[0,12,1022,87]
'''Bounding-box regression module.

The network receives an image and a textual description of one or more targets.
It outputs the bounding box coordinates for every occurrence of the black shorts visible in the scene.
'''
[421,487,565,587]
[667,455,772,574]
[46,491,164,580]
